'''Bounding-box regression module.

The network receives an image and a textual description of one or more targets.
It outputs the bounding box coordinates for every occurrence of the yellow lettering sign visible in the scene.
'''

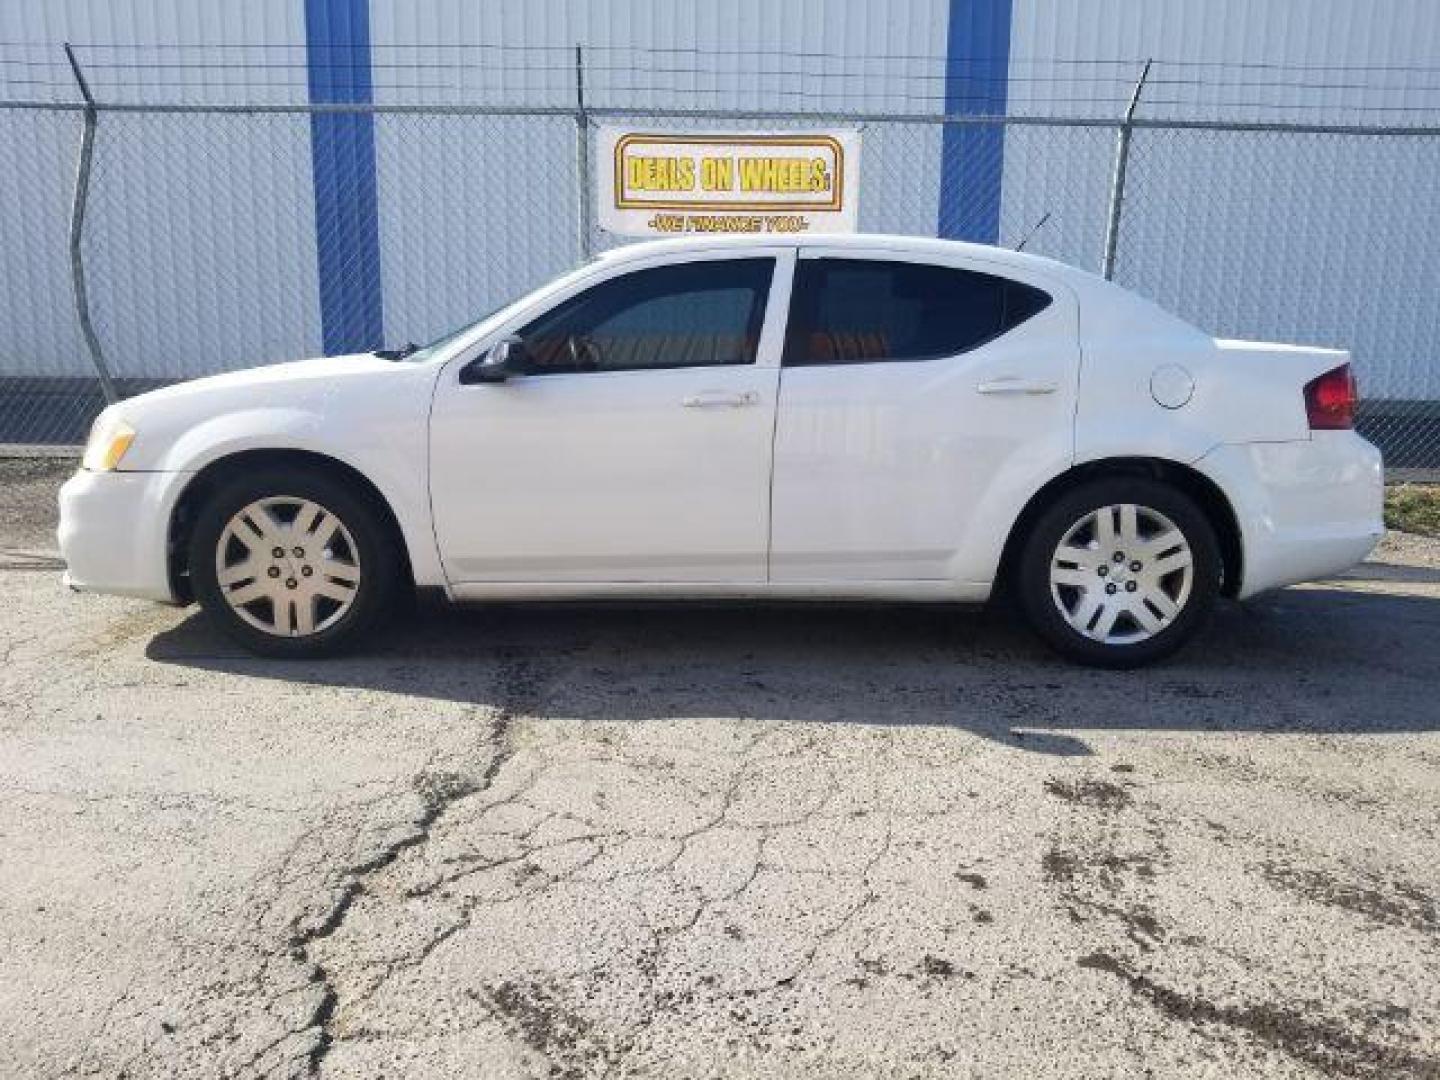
[625,156,696,192]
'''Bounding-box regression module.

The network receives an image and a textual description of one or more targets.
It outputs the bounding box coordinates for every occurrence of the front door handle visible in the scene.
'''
[976,377,1058,396]
[682,390,759,409]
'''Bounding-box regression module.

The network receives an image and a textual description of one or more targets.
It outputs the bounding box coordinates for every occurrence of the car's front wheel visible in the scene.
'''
[188,469,399,658]
[1015,478,1221,668]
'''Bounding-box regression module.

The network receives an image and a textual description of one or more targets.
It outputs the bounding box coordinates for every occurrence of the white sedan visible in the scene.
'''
[59,235,1383,666]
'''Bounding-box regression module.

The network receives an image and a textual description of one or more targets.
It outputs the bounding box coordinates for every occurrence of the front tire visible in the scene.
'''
[188,469,399,658]
[1015,478,1221,668]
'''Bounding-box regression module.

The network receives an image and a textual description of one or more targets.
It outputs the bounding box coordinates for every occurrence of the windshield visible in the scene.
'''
[390,258,611,364]
[389,299,514,364]
[388,259,606,364]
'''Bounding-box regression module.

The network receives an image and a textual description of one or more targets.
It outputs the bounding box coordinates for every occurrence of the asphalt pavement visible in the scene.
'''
[2,459,1438,1078]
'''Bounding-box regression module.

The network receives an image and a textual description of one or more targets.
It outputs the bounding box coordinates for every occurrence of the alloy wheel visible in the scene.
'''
[1048,503,1194,645]
[214,496,362,637]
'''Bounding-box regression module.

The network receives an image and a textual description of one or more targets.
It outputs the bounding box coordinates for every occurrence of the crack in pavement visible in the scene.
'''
[313,722,797,1072]
[304,723,994,1076]
[52,648,547,1080]
[299,724,505,1074]
[9,544,1440,1078]
[299,647,546,1074]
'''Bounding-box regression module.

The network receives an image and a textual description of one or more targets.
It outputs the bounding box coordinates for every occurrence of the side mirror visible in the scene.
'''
[461,336,524,384]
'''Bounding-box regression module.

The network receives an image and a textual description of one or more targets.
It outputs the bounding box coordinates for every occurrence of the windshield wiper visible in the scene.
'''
[373,342,420,361]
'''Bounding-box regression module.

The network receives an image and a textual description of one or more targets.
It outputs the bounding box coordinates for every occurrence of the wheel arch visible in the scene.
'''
[995,456,1243,599]
[166,448,414,604]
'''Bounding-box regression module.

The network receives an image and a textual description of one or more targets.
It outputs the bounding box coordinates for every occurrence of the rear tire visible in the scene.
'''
[1015,478,1221,668]
[188,469,399,658]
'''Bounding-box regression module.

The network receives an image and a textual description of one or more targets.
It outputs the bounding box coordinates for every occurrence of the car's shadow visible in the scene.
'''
[144,570,1440,757]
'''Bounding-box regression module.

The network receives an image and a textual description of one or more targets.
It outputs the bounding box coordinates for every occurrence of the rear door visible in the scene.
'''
[769,248,1078,582]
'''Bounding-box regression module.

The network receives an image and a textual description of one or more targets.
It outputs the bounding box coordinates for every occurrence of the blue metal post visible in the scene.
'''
[937,0,1014,244]
[305,0,384,354]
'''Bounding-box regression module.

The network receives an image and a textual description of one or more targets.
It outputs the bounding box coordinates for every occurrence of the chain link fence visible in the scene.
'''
[1,59,1438,468]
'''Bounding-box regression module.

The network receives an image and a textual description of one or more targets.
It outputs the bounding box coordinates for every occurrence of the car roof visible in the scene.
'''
[596,232,1209,342]
[598,232,1078,277]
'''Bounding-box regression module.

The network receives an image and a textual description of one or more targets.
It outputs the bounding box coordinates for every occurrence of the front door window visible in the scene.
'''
[515,258,774,375]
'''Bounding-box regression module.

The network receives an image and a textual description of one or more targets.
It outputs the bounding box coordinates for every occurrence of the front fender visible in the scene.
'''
[143,407,447,592]
[154,406,326,474]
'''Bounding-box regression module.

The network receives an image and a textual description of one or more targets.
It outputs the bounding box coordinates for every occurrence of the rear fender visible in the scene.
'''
[1077,337,1349,457]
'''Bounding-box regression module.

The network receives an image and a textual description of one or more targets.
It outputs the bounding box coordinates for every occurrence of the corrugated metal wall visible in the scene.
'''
[1006,0,1440,399]
[1010,0,1440,122]
[366,0,951,349]
[369,0,950,110]
[1,0,1437,402]
[0,1,320,378]
[0,1,311,105]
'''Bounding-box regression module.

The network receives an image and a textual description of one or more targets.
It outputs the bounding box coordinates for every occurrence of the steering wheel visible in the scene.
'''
[566,335,602,371]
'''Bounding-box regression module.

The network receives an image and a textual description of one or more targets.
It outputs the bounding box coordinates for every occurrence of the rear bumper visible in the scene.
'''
[1195,432,1384,599]
[57,469,178,603]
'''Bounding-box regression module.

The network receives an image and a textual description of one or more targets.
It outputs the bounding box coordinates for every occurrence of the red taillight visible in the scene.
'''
[1304,363,1357,430]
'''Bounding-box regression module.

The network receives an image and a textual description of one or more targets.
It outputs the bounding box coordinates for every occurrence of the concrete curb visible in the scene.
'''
[1388,468,1440,484]
[0,445,81,459]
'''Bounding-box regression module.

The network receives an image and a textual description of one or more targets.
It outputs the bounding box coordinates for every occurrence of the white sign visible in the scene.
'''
[597,128,861,239]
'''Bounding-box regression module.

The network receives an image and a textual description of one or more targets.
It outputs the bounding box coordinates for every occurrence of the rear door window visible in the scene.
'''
[783,258,1051,366]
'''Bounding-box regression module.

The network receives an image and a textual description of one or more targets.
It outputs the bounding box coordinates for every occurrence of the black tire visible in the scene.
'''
[188,468,400,658]
[1015,478,1221,668]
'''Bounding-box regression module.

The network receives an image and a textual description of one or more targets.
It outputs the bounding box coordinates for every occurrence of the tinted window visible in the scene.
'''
[782,259,1051,366]
[516,258,773,375]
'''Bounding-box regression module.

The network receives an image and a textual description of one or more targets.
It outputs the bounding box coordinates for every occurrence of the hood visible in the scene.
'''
[124,353,398,410]
[98,352,432,472]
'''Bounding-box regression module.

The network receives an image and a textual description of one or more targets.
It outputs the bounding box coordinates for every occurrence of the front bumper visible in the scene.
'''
[1196,432,1384,599]
[58,469,179,603]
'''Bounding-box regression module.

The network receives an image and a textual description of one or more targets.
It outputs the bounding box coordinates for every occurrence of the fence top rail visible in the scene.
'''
[1,95,1439,136]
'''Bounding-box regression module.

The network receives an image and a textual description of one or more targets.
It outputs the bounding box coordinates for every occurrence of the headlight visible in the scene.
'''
[82,413,137,472]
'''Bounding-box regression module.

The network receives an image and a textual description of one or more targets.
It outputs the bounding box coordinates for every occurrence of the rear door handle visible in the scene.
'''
[682,390,759,409]
[976,377,1058,396]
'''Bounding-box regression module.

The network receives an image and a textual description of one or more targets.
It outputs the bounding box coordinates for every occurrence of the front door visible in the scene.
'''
[429,251,791,583]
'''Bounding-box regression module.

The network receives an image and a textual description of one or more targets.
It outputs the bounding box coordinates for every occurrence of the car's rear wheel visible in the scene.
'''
[188,469,398,658]
[1015,478,1221,668]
